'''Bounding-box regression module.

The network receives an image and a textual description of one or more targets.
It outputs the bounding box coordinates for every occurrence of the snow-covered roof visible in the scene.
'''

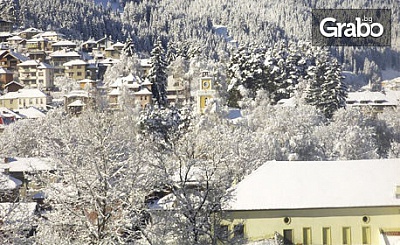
[17,59,40,66]
[0,202,37,225]
[134,87,152,95]
[15,107,46,119]
[0,172,22,190]
[6,50,28,62]
[347,91,397,106]
[112,41,125,48]
[105,46,115,51]
[63,59,87,66]
[0,157,55,172]
[385,90,400,103]
[33,31,64,38]
[5,81,24,88]
[49,50,80,58]
[51,40,77,46]
[0,107,23,119]
[0,32,12,37]
[0,89,47,99]
[68,99,85,107]
[140,58,151,67]
[20,27,42,33]
[226,159,400,211]
[82,39,96,45]
[109,88,121,96]
[65,90,90,98]
[38,62,53,69]
[98,58,119,65]
[7,35,23,41]
[0,67,12,74]
[141,78,152,86]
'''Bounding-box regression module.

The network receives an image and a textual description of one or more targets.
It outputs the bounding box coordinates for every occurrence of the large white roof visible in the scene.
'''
[16,107,46,119]
[226,159,400,210]
[0,89,47,99]
[0,157,55,172]
[50,50,80,58]
[347,91,397,105]
[63,59,87,66]
[52,40,77,46]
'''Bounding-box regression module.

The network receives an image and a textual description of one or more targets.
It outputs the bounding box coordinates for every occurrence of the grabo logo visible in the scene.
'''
[312,9,391,46]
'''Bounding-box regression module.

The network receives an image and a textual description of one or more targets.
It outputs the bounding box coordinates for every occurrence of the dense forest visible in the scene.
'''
[0,0,399,82]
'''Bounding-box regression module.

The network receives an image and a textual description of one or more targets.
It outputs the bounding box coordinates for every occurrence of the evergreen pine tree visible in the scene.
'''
[148,37,168,107]
[305,53,347,118]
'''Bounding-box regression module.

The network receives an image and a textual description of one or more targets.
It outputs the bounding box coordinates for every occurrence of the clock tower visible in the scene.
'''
[197,70,215,113]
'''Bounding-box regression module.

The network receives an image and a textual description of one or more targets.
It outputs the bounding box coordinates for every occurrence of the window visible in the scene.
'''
[38,72,43,76]
[217,225,229,241]
[9,99,13,104]
[77,72,82,76]
[362,227,370,244]
[303,227,312,245]
[233,224,244,238]
[322,227,331,245]
[283,229,294,245]
[343,227,351,245]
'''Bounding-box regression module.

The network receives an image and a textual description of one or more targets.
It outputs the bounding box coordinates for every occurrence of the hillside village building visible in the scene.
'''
[0,50,29,72]
[17,60,54,89]
[63,59,87,81]
[49,50,81,77]
[0,88,48,110]
[223,159,400,245]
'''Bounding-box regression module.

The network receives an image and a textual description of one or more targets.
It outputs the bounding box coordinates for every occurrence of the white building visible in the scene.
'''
[0,89,48,110]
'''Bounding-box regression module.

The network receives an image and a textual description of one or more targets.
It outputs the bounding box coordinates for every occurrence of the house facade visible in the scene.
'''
[17,60,54,89]
[0,50,28,72]
[63,59,87,81]
[0,89,48,110]
[49,50,81,77]
[222,159,400,245]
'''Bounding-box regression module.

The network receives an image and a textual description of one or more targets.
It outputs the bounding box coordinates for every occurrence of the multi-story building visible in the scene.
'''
[0,88,48,110]
[17,60,54,89]
[222,159,400,245]
[104,41,125,59]
[32,31,65,42]
[49,50,81,77]
[6,35,24,48]
[0,50,28,72]
[24,37,51,52]
[18,27,42,40]
[51,40,77,52]
[63,59,87,81]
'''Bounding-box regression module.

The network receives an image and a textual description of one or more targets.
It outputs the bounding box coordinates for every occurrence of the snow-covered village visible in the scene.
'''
[0,0,400,244]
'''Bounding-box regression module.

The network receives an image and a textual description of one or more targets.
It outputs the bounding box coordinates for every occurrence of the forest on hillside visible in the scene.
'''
[0,0,400,78]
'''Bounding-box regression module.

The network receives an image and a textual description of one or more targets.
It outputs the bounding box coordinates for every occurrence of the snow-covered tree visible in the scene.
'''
[31,109,156,244]
[305,50,347,118]
[148,38,168,107]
